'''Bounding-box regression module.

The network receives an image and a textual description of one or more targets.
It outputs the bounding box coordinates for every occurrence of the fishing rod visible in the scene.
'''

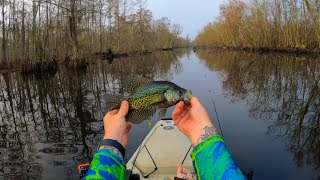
[211,97,224,139]
[211,97,254,180]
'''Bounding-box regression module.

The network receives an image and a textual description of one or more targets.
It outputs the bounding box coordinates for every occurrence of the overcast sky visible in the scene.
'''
[147,0,225,40]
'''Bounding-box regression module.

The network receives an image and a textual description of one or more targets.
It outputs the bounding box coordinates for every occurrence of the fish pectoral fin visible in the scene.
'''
[158,108,168,119]
[123,77,153,94]
[126,109,156,124]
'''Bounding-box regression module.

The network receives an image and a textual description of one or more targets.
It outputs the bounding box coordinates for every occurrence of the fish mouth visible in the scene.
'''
[182,90,192,105]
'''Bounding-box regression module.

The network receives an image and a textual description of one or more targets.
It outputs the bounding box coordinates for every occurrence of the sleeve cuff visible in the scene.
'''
[100,139,126,158]
[191,135,224,160]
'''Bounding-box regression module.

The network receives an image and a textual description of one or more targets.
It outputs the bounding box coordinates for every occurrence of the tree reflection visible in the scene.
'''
[197,49,320,178]
[0,50,185,179]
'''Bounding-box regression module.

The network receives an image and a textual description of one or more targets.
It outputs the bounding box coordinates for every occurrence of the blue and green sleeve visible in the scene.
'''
[191,135,246,180]
[83,149,125,180]
[83,135,245,180]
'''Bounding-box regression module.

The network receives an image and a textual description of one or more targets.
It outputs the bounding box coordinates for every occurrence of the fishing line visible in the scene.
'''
[211,97,224,139]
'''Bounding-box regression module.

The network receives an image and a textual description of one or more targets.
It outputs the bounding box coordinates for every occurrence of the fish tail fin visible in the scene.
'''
[103,94,124,111]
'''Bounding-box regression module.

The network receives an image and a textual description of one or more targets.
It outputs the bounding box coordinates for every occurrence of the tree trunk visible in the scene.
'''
[99,0,103,52]
[2,0,7,65]
[32,0,38,62]
[115,1,120,51]
[12,0,17,61]
[69,0,79,60]
[21,0,26,60]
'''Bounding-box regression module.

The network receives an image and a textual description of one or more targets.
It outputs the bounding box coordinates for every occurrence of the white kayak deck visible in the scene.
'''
[126,119,196,180]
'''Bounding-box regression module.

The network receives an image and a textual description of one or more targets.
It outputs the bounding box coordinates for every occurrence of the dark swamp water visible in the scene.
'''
[0,49,319,180]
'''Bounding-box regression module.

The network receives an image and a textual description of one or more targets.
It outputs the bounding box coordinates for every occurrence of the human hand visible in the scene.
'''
[172,96,218,146]
[176,164,193,179]
[103,101,132,147]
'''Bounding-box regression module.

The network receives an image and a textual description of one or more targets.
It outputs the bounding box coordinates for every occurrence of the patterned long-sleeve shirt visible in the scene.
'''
[83,149,126,180]
[191,135,246,180]
[83,135,246,180]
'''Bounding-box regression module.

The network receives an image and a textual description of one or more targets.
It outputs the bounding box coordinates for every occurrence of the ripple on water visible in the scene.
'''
[38,144,78,155]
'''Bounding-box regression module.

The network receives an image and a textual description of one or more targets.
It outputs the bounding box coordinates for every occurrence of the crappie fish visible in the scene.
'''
[105,80,192,124]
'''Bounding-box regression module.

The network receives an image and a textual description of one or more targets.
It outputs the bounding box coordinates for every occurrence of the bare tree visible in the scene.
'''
[1,0,7,66]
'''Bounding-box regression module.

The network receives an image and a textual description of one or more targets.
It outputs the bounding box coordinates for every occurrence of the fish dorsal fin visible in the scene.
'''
[123,77,153,94]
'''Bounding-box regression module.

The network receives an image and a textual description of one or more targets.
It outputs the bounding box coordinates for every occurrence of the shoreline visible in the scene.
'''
[0,48,180,75]
[196,46,320,56]
[3,45,318,74]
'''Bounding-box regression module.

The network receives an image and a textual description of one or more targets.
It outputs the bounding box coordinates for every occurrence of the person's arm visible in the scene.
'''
[172,97,246,180]
[84,101,132,180]
[83,146,126,180]
[191,134,245,180]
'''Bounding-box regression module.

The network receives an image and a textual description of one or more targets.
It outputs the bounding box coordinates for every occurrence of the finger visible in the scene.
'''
[182,166,188,174]
[187,171,192,179]
[172,101,184,119]
[172,108,181,120]
[177,164,182,171]
[117,100,129,116]
[126,123,132,133]
[185,106,191,113]
[107,109,119,115]
[176,101,185,109]
[191,96,200,106]
[178,108,189,121]
[174,109,188,126]
[172,114,181,126]
[176,164,183,177]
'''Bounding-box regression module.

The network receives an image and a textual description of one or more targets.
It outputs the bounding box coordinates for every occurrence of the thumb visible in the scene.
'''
[190,96,200,106]
[117,100,129,116]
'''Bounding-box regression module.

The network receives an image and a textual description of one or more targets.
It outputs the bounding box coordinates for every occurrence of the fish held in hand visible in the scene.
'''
[105,80,192,124]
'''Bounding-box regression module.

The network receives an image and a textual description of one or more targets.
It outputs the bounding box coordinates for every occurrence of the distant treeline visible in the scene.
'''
[0,0,189,70]
[195,0,320,51]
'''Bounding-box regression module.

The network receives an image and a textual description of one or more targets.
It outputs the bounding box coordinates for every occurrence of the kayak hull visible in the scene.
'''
[126,119,196,179]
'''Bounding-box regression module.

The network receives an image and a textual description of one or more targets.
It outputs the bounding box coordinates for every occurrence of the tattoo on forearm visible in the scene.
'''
[100,145,123,159]
[197,126,218,144]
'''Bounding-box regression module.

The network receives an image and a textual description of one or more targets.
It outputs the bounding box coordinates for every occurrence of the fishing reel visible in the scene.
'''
[78,163,90,178]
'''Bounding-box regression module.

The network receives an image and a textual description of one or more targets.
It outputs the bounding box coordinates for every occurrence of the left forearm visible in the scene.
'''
[83,148,126,180]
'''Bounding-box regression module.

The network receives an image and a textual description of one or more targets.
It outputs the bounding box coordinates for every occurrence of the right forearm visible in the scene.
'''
[191,125,218,146]
[191,135,246,180]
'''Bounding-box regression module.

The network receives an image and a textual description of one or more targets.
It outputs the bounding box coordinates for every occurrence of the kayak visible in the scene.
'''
[125,119,253,180]
[78,118,253,179]
[125,119,196,180]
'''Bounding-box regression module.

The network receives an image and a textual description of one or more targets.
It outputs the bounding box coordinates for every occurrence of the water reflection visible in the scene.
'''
[197,49,320,178]
[0,51,186,179]
[1,48,318,179]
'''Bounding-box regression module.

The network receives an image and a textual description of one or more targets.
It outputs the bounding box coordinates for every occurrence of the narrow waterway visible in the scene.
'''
[0,49,319,179]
